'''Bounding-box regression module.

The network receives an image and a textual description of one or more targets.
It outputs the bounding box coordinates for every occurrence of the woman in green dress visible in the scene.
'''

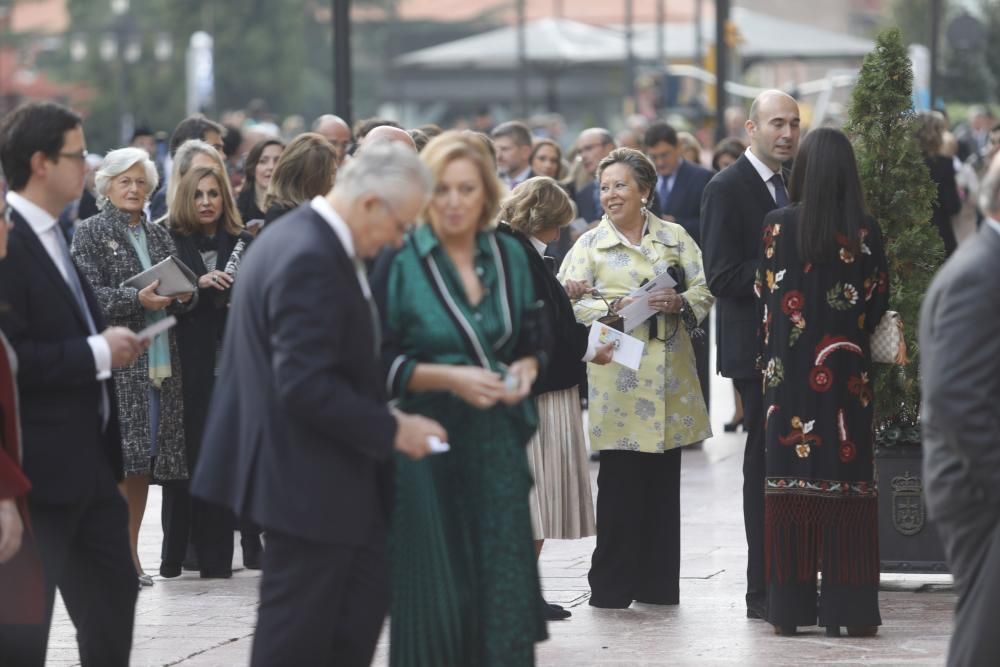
[372,131,548,666]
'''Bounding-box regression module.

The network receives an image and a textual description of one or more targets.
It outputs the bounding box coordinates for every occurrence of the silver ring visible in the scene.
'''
[212,275,218,283]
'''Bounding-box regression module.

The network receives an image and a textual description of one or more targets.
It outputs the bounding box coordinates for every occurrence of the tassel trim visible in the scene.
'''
[765,493,879,587]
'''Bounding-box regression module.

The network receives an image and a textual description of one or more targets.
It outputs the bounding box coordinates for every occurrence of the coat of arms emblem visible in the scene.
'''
[891,472,925,536]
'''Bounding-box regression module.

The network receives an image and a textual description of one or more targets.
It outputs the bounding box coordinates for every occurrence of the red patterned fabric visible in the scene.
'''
[0,335,44,625]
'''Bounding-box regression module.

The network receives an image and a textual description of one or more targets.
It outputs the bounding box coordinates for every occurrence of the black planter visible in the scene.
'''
[876,444,948,573]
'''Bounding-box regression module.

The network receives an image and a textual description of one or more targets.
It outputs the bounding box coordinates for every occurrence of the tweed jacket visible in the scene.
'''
[70,206,193,480]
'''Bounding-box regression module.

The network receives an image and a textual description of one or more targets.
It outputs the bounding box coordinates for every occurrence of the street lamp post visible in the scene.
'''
[714,0,730,143]
[333,0,352,127]
[929,0,941,109]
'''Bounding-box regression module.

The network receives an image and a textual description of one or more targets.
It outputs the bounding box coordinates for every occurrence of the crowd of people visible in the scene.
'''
[0,88,993,667]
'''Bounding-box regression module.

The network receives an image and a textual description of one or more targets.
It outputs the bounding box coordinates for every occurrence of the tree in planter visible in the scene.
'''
[844,27,941,445]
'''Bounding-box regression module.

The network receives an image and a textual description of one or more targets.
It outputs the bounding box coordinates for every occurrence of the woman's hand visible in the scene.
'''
[647,288,683,314]
[0,498,24,564]
[591,341,615,365]
[612,296,637,313]
[198,270,234,292]
[138,279,175,311]
[501,356,539,405]
[448,366,509,409]
[563,279,593,300]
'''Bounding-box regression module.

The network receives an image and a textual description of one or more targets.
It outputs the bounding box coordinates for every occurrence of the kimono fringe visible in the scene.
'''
[764,493,879,587]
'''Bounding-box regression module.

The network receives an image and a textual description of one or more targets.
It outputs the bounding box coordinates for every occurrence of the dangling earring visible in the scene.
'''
[640,197,647,213]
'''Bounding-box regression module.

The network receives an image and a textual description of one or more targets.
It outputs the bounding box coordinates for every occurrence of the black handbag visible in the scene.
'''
[592,288,624,332]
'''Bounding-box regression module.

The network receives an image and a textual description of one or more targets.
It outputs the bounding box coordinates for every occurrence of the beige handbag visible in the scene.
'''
[871,311,908,364]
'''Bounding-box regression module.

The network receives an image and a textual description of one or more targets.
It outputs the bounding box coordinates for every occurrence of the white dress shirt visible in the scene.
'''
[5,191,111,380]
[744,147,782,203]
[310,195,371,299]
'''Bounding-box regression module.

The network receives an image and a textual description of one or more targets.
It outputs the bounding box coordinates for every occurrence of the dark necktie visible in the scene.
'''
[353,259,382,359]
[658,177,672,210]
[770,173,789,208]
[53,228,110,426]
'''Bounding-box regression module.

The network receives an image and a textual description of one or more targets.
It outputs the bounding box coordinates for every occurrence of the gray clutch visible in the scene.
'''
[121,255,198,296]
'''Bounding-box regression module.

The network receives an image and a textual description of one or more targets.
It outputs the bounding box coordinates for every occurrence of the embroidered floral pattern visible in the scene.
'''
[847,372,873,407]
[777,415,822,458]
[826,282,859,310]
[764,357,785,388]
[766,477,874,497]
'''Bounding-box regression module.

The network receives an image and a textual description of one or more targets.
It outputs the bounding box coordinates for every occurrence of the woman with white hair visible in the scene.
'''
[71,147,195,587]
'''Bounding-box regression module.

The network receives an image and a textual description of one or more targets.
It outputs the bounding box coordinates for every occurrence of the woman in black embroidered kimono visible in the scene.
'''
[755,128,889,637]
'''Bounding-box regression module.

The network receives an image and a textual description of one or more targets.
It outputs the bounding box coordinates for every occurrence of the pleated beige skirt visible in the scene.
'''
[527,386,596,540]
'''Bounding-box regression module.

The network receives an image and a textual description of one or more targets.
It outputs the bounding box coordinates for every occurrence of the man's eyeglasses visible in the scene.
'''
[57,149,89,162]
[380,199,413,236]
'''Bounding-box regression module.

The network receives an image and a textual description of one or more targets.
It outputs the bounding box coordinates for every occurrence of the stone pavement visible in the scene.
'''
[46,372,956,666]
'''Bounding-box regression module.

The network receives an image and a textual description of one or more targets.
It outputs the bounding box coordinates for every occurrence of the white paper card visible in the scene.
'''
[618,271,677,333]
[588,321,645,371]
[427,435,451,454]
[137,315,177,341]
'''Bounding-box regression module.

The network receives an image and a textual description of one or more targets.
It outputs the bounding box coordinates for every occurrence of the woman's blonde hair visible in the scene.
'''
[421,131,502,230]
[263,132,337,211]
[499,176,574,237]
[169,165,243,237]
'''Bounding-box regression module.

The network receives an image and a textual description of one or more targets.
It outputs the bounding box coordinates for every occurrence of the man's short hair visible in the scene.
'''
[0,102,82,191]
[168,115,225,157]
[353,118,401,142]
[222,124,243,158]
[131,125,154,142]
[491,121,532,147]
[643,122,679,148]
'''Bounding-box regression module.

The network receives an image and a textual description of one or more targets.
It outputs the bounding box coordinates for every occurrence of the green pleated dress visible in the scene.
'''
[375,225,547,667]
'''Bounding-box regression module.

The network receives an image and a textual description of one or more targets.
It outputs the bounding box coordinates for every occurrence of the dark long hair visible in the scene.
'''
[238,138,285,206]
[787,128,866,263]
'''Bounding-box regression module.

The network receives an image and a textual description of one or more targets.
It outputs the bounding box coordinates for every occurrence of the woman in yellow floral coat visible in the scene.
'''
[558,148,713,608]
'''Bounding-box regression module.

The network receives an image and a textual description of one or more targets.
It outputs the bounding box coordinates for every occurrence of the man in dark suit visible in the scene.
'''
[644,121,715,242]
[920,156,1000,667]
[149,115,225,220]
[492,120,534,190]
[700,90,800,620]
[0,102,146,666]
[550,127,616,267]
[190,142,446,667]
[644,121,716,412]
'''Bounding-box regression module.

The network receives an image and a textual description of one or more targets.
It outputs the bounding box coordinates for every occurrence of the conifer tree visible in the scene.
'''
[845,27,941,445]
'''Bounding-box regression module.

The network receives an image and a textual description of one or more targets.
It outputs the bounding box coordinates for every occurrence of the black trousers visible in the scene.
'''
[0,465,137,667]
[251,527,390,667]
[935,507,1000,666]
[734,377,765,609]
[161,481,234,575]
[588,449,681,607]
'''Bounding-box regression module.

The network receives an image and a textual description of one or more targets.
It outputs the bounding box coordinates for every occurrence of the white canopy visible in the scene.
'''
[397,10,874,69]
[396,17,626,69]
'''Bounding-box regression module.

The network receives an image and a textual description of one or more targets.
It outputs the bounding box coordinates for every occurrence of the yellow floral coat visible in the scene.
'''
[558,212,714,453]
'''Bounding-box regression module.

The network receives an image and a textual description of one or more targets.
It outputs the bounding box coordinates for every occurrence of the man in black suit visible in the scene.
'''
[920,156,1000,667]
[550,127,616,267]
[700,90,800,620]
[0,102,146,666]
[644,121,715,242]
[645,121,716,412]
[492,120,534,190]
[190,142,447,667]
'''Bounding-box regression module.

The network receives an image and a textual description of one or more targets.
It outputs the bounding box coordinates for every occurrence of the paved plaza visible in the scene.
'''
[46,373,955,666]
